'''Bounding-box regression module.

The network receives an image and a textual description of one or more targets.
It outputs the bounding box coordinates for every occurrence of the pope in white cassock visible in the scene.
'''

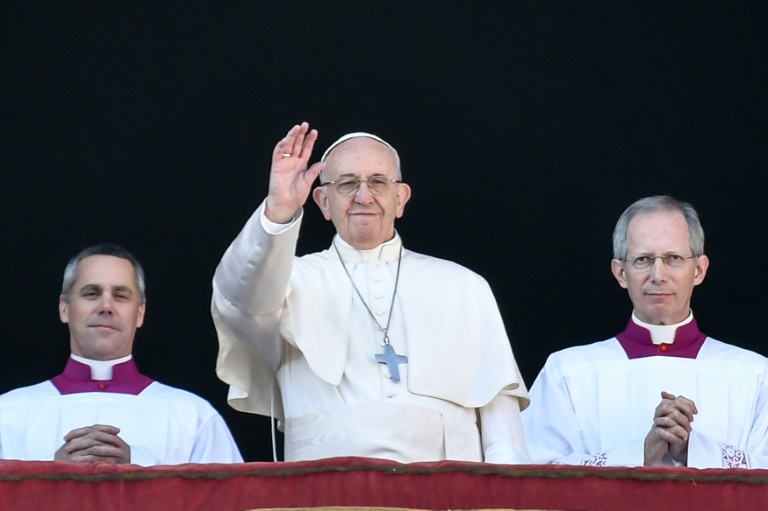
[211,122,530,463]
[523,195,768,469]
[0,244,242,466]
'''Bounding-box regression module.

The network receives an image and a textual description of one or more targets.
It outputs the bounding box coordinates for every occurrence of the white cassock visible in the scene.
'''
[523,313,768,468]
[212,202,529,463]
[0,357,243,466]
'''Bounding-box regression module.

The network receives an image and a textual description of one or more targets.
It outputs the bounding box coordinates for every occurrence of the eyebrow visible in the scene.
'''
[632,251,687,256]
[112,285,134,295]
[78,284,134,295]
[628,251,689,260]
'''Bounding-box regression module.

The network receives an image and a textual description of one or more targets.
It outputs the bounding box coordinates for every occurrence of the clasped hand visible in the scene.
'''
[643,391,698,466]
[54,424,131,464]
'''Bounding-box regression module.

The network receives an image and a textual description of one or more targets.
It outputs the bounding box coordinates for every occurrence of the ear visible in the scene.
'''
[312,187,332,220]
[693,255,709,286]
[611,259,628,289]
[394,183,412,218]
[136,302,146,328]
[59,296,69,324]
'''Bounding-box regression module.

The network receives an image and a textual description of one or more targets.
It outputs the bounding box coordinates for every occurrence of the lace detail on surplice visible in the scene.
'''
[721,444,749,468]
[583,452,608,466]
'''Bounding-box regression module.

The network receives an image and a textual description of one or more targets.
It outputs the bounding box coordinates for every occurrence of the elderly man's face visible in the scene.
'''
[312,137,411,250]
[611,210,709,325]
[59,255,145,360]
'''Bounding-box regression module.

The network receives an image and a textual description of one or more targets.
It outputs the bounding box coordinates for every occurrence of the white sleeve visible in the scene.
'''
[260,206,300,234]
[686,366,768,469]
[188,411,243,463]
[212,200,302,372]
[213,200,302,318]
[210,200,305,419]
[480,394,531,464]
[523,360,645,467]
[129,445,161,466]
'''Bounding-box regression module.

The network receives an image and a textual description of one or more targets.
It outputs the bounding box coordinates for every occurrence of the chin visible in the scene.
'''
[348,232,378,247]
[644,312,684,326]
[350,240,378,250]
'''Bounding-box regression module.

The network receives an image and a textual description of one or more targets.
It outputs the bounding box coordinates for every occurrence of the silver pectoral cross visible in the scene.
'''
[375,344,408,383]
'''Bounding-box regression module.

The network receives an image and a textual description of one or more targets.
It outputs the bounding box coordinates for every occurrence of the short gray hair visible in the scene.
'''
[61,243,146,303]
[612,195,705,260]
[319,132,401,182]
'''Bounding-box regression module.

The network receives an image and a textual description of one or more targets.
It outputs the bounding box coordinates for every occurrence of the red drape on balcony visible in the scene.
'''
[1,457,767,511]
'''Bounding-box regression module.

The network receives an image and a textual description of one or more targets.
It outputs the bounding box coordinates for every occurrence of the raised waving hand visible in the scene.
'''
[264,122,325,223]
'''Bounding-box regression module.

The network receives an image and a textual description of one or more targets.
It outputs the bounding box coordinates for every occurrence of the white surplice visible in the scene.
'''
[523,321,768,468]
[0,376,243,466]
[212,202,529,463]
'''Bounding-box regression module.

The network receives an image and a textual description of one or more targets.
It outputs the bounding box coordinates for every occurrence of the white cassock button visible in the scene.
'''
[375,310,385,316]
[386,393,395,398]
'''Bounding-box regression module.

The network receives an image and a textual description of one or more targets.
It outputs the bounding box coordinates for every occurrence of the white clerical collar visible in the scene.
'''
[333,233,402,263]
[631,311,694,345]
[70,354,133,380]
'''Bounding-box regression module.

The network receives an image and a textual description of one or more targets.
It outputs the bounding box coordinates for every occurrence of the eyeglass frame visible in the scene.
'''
[619,253,698,271]
[319,174,403,196]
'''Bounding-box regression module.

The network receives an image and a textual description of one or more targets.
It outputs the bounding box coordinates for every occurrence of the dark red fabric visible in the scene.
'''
[51,358,153,395]
[616,317,706,359]
[1,458,767,510]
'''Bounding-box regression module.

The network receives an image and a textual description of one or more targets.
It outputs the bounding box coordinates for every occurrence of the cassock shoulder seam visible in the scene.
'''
[0,380,55,400]
[140,381,220,415]
[699,337,768,364]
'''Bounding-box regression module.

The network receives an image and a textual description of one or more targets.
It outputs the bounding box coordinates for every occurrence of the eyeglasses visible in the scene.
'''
[622,254,696,271]
[320,175,401,196]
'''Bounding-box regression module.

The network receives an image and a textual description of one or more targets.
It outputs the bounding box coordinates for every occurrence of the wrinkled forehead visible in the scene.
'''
[75,255,138,290]
[626,211,691,252]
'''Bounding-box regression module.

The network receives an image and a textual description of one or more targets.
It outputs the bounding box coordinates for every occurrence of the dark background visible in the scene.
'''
[2,2,766,462]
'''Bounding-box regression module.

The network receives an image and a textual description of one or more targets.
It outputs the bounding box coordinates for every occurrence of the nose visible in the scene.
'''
[98,295,115,314]
[353,181,375,203]
[649,257,669,283]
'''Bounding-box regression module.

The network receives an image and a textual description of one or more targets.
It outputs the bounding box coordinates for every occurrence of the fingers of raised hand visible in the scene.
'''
[273,124,300,161]
[296,126,319,161]
[273,122,316,163]
[289,122,309,157]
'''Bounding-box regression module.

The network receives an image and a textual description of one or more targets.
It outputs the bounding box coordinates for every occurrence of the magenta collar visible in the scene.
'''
[616,318,707,359]
[51,358,154,395]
